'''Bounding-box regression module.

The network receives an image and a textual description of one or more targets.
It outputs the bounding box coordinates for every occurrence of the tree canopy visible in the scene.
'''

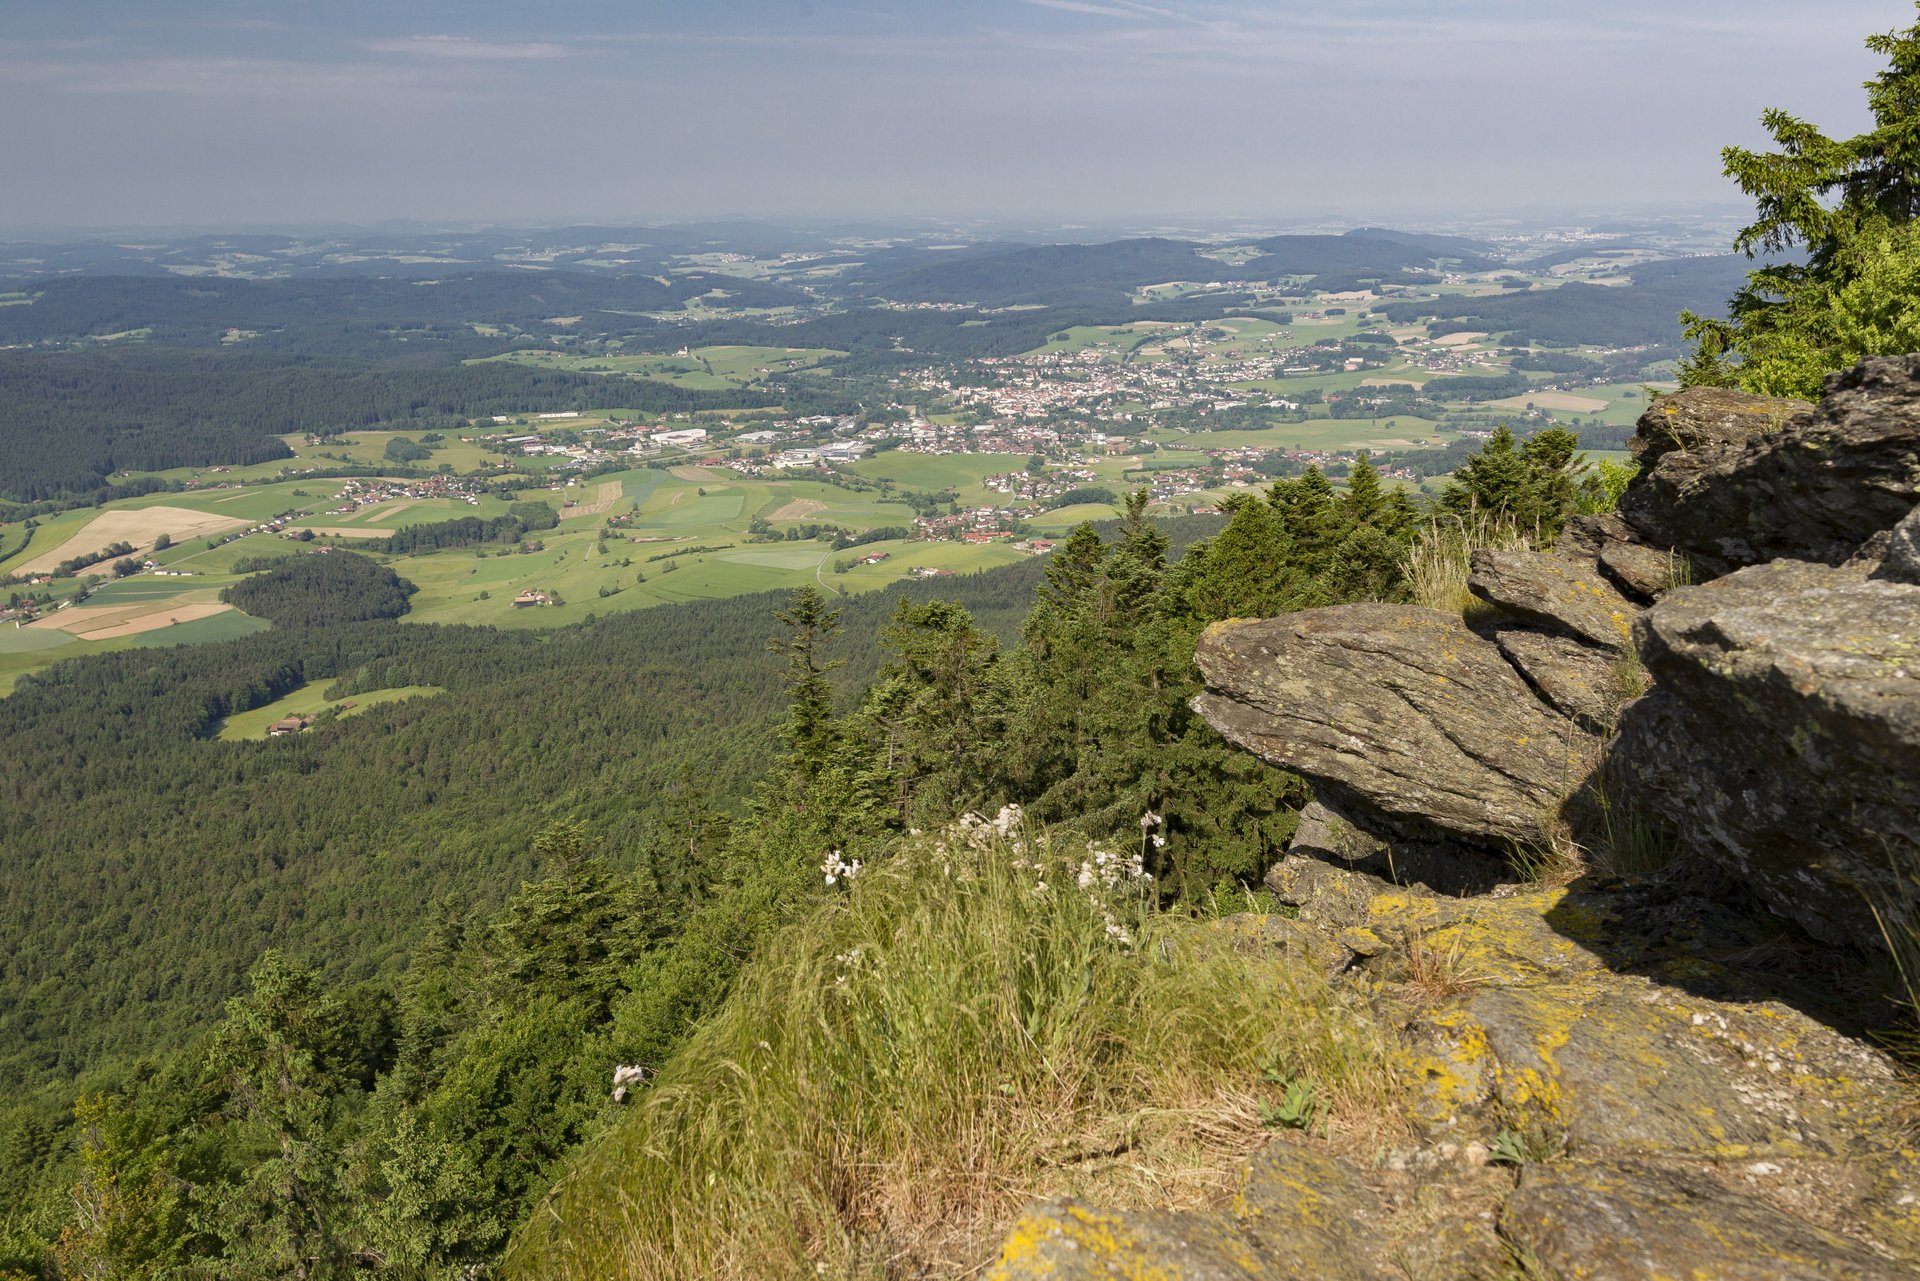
[1682,5,1920,398]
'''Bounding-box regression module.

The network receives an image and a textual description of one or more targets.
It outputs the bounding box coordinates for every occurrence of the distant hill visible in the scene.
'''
[852,237,1227,308]
[852,229,1499,307]
[1374,254,1754,346]
[0,271,810,347]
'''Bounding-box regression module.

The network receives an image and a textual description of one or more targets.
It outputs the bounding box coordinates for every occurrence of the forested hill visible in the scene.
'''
[848,229,1497,307]
[0,349,761,505]
[0,271,807,346]
[0,534,1100,1091]
[1374,254,1753,346]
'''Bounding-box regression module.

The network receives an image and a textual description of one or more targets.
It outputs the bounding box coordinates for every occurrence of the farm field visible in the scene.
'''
[217,683,446,742]
[389,464,1033,628]
[475,345,843,389]
[9,506,248,575]
[0,606,268,695]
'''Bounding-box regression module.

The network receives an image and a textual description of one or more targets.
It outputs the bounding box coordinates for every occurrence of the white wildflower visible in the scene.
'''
[821,848,862,886]
[1139,810,1162,832]
[1151,833,1167,849]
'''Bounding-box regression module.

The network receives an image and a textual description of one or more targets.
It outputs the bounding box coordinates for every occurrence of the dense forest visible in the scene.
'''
[0,349,771,506]
[0,273,809,348]
[0,432,1611,1277]
[219,554,420,627]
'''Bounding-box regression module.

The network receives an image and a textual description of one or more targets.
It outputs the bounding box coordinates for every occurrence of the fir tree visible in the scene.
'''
[1681,5,1920,397]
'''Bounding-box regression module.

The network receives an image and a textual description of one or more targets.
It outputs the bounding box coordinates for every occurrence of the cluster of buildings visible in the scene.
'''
[323,476,481,516]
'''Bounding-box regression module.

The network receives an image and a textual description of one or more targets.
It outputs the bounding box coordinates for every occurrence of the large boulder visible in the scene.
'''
[1612,559,1920,944]
[1193,607,1588,851]
[1620,358,1920,569]
[1469,548,1640,648]
[1492,627,1621,732]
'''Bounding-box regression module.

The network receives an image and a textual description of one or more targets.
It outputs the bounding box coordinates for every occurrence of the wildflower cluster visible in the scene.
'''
[1140,808,1168,849]
[821,847,862,887]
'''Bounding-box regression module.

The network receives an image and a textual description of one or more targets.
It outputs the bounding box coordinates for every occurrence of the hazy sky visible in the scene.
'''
[0,0,1912,230]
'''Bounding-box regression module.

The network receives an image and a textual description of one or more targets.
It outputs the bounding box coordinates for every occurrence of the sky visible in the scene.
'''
[0,0,1913,232]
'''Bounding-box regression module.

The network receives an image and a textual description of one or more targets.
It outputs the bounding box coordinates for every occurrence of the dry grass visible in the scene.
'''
[1397,925,1489,1008]
[1401,514,1533,617]
[505,823,1396,1280]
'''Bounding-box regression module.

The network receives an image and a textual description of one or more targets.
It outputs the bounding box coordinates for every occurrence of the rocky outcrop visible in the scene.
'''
[990,863,1920,1280]
[1504,1161,1915,1281]
[1018,357,1920,1281]
[1193,606,1587,850]
[1492,627,1620,731]
[1620,358,1920,570]
[1875,506,1920,585]
[1469,547,1641,648]
[1611,559,1920,944]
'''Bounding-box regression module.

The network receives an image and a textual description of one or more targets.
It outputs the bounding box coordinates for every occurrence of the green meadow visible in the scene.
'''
[217,683,445,742]
[475,345,843,389]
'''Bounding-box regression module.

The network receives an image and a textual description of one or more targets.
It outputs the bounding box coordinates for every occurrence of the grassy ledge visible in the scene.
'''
[506,814,1392,1279]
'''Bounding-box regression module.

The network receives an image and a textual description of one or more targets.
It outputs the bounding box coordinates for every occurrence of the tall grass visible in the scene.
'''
[1869,848,1920,1028]
[1401,513,1533,617]
[506,819,1393,1279]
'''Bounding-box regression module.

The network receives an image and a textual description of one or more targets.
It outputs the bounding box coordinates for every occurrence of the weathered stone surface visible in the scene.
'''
[1620,357,1920,569]
[1598,539,1685,600]
[1553,511,1682,601]
[1556,512,1641,560]
[988,860,1920,1279]
[1626,384,1807,465]
[1614,559,1920,943]
[1873,505,1920,585]
[1285,799,1514,896]
[1193,607,1588,851]
[1503,1160,1912,1281]
[985,1200,1279,1280]
[1469,548,1640,648]
[1231,1142,1395,1278]
[1493,627,1620,731]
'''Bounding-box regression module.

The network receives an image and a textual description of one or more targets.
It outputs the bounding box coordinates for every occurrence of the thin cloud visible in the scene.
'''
[362,35,570,60]
[1021,0,1198,21]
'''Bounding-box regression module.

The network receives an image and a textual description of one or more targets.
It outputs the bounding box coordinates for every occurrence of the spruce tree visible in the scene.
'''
[1681,5,1920,397]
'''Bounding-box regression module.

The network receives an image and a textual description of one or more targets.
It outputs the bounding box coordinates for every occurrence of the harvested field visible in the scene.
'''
[1433,332,1489,347]
[568,481,624,518]
[30,589,231,639]
[766,498,827,522]
[669,465,725,481]
[72,601,236,640]
[16,507,249,575]
[1488,391,1611,412]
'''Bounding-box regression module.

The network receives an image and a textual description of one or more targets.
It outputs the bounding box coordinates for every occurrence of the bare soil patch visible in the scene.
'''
[17,508,249,575]
[1488,391,1611,413]
[767,498,827,522]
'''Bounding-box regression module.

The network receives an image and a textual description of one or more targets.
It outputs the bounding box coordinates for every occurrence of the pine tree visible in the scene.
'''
[1340,452,1388,527]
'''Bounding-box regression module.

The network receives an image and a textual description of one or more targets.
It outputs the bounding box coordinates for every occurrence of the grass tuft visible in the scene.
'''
[1401,514,1533,617]
[505,820,1394,1279]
